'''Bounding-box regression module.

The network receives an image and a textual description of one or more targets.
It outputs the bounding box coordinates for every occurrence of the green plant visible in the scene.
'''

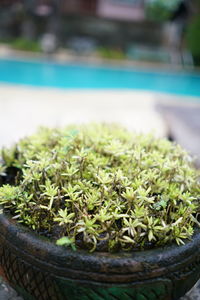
[0,124,199,252]
[10,38,41,52]
[145,0,181,22]
[186,15,200,66]
[98,47,126,60]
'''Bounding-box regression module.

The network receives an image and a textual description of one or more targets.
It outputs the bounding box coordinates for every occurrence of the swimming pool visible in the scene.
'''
[0,58,200,97]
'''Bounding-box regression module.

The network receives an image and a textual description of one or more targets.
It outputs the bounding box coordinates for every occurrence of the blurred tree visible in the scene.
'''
[145,0,181,22]
[186,15,200,66]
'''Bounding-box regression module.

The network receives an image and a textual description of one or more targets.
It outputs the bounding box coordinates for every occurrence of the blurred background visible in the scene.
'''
[0,0,199,65]
[0,0,200,164]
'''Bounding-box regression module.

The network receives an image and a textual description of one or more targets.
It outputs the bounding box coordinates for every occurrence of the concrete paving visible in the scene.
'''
[0,84,167,148]
[157,101,200,167]
[181,280,200,300]
[0,277,23,300]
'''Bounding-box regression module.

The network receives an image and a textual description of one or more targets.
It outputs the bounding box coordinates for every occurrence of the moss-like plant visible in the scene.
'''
[0,124,200,252]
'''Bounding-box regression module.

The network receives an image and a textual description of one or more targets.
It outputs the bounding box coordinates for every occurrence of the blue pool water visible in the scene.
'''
[0,58,200,97]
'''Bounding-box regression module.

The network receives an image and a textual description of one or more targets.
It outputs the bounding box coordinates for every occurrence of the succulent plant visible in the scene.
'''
[0,124,199,252]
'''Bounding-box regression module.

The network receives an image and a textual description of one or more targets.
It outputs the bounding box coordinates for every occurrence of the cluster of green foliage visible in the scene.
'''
[98,47,126,60]
[10,38,41,52]
[0,124,200,253]
[186,15,200,66]
[145,0,181,22]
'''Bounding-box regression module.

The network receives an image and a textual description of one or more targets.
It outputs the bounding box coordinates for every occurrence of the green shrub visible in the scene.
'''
[98,47,126,60]
[0,124,199,252]
[11,38,41,52]
[186,15,200,66]
[145,0,181,22]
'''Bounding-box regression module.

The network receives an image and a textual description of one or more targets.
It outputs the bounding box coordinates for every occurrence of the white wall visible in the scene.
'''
[97,0,145,21]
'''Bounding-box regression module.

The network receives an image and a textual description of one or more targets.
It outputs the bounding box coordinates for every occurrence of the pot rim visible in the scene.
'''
[1,208,200,283]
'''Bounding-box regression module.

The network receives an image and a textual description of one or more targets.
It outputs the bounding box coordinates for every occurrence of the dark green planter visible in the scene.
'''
[0,210,200,300]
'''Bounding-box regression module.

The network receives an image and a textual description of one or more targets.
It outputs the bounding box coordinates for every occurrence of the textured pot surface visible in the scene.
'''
[0,211,200,300]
